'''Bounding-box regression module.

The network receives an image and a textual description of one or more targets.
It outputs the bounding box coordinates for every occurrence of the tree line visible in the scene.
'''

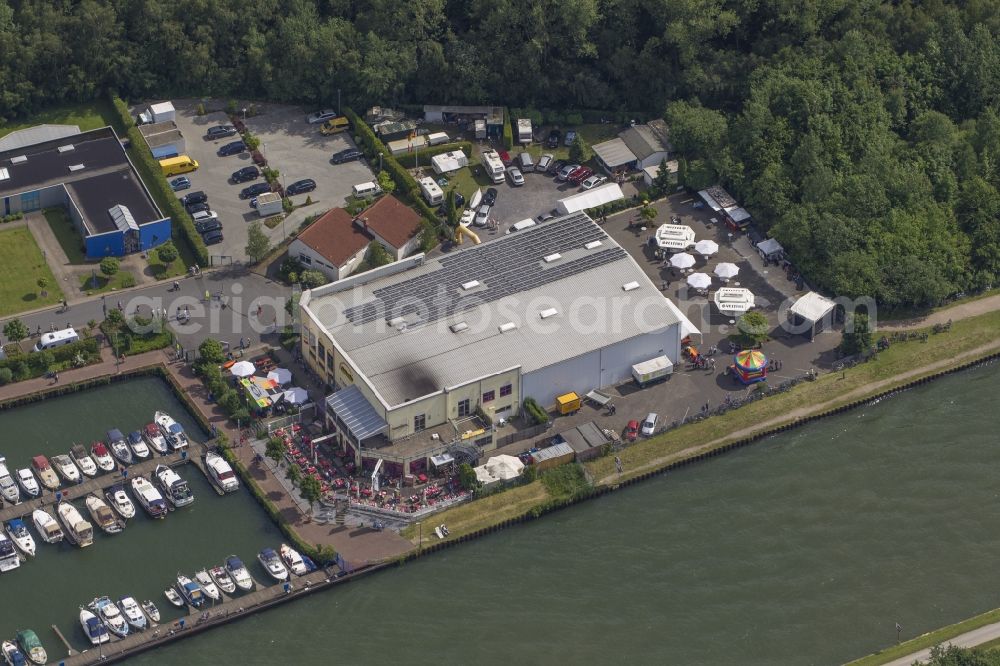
[0,0,998,307]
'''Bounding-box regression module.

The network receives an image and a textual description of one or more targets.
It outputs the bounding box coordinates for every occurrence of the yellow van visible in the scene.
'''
[159,155,199,176]
[319,117,350,135]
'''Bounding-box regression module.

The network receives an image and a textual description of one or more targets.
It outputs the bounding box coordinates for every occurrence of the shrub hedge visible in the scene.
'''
[0,336,101,382]
[522,397,549,425]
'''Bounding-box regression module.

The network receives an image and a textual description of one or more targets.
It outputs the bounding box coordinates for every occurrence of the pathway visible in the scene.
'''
[876,620,1000,666]
[878,293,1000,331]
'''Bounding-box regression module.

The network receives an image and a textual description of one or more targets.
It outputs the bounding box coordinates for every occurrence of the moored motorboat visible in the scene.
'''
[30,509,63,545]
[89,596,128,638]
[56,502,93,548]
[129,476,167,519]
[106,429,132,466]
[0,458,19,505]
[127,431,150,460]
[15,469,38,499]
[104,484,135,520]
[90,442,115,473]
[30,456,59,492]
[15,629,45,665]
[155,465,194,508]
[140,600,160,623]
[205,451,239,493]
[175,574,206,608]
[2,639,26,666]
[194,569,220,601]
[279,543,308,576]
[5,520,35,557]
[224,556,254,592]
[142,423,168,455]
[163,588,184,608]
[155,412,189,451]
[257,548,288,582]
[69,445,98,478]
[50,455,80,484]
[79,608,109,646]
[117,597,146,631]
[85,495,123,535]
[208,565,236,594]
[0,534,20,572]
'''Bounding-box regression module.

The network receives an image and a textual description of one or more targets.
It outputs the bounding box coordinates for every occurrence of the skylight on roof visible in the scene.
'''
[539,308,558,319]
[498,322,517,333]
[449,322,469,333]
[68,164,85,172]
[57,144,75,153]
[461,280,480,290]
[10,155,26,164]
[622,281,640,292]
[543,253,562,263]
[584,240,602,250]
[0,168,8,181]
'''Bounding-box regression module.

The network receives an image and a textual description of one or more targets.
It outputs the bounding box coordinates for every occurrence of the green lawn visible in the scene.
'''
[43,208,87,264]
[0,226,63,315]
[846,607,1000,665]
[79,270,136,295]
[0,99,120,139]
[145,241,194,280]
[442,165,490,204]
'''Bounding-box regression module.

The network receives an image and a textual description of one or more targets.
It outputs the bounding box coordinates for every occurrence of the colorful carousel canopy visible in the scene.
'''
[734,349,767,371]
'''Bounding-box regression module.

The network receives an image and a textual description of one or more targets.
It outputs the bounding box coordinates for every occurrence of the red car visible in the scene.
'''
[568,166,593,185]
[625,420,640,442]
[498,150,512,165]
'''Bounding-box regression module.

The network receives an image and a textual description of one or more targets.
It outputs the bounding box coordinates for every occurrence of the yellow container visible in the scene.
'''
[556,392,581,415]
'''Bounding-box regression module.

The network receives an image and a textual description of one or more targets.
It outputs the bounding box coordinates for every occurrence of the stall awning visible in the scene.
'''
[789,292,836,324]
[326,385,388,441]
[430,453,455,468]
[240,377,274,409]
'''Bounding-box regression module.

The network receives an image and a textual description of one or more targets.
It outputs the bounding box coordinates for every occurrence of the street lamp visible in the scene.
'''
[242,107,247,122]
[378,152,383,173]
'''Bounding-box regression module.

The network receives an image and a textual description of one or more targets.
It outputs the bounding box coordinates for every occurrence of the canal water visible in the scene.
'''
[0,377,283,652]
[130,363,1000,666]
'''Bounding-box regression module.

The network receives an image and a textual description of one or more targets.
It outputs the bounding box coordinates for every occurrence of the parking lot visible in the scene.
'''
[167,101,373,262]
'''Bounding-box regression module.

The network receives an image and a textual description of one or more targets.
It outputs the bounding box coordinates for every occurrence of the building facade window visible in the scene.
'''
[457,399,470,417]
[299,253,313,265]
[499,383,512,397]
[482,390,495,403]
[414,414,426,432]
[19,191,40,213]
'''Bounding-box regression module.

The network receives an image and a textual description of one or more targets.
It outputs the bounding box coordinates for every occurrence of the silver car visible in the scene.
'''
[508,167,524,186]
[474,204,491,227]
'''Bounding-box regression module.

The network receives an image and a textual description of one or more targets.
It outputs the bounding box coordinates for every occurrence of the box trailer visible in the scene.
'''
[555,392,582,415]
[256,192,283,217]
[427,132,450,146]
[419,177,444,205]
[631,355,673,387]
[517,118,532,144]
[138,101,175,125]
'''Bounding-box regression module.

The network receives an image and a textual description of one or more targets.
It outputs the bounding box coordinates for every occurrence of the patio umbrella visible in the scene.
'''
[267,368,293,385]
[714,262,739,279]
[686,272,712,289]
[670,252,696,269]
[694,239,719,256]
[229,361,256,378]
[282,387,310,405]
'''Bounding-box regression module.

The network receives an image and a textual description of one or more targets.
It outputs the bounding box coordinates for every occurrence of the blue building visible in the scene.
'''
[0,126,171,259]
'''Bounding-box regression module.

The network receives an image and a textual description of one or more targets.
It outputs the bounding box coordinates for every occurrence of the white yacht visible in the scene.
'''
[90,442,115,473]
[30,456,59,491]
[31,509,63,544]
[69,444,98,478]
[56,502,94,548]
[106,429,132,466]
[130,476,167,519]
[85,495,123,535]
[51,455,80,484]
[155,465,194,508]
[0,533,20,572]
[104,484,136,520]
[279,543,308,576]
[194,569,220,601]
[5,519,35,557]
[175,574,206,608]
[127,431,150,460]
[155,411,189,451]
[15,468,39,499]
[257,548,289,582]
[79,608,110,646]
[224,555,254,592]
[117,597,147,631]
[208,565,236,594]
[89,596,128,638]
[142,423,169,455]
[141,600,160,622]
[205,451,239,493]
[0,458,19,504]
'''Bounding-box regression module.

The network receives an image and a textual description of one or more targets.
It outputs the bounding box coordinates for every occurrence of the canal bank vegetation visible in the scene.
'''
[0,334,100,385]
[847,607,1000,666]
[101,309,174,356]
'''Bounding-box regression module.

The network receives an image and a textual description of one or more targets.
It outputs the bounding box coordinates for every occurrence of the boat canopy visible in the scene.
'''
[93,442,109,455]
[144,423,160,436]
[226,556,245,569]
[261,548,277,558]
[17,629,41,648]
[31,455,49,468]
[8,518,25,531]
[107,428,124,442]
[128,431,143,443]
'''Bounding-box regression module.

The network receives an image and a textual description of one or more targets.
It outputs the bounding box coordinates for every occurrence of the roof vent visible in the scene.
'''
[622,281,640,292]
[461,280,480,291]
[539,308,558,319]
[0,168,8,181]
[498,322,518,333]
[449,322,469,333]
[388,316,406,327]
[584,240,602,250]
[10,155,26,164]
[57,144,75,153]
[68,164,85,172]
[543,253,562,263]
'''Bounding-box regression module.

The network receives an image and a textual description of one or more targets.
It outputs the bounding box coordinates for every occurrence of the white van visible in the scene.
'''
[519,152,534,172]
[506,219,537,234]
[34,327,79,352]
[352,182,382,198]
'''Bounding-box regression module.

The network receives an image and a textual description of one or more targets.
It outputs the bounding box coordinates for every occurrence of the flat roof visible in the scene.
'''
[66,169,160,235]
[144,129,183,148]
[304,213,696,408]
[593,138,637,167]
[0,124,80,152]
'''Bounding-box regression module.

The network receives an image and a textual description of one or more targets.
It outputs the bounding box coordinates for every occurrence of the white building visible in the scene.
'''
[620,119,672,169]
[556,183,624,215]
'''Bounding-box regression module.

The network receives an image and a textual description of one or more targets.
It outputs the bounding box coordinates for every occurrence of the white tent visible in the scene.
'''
[229,361,255,378]
[714,262,739,279]
[431,150,469,174]
[485,454,524,480]
[670,252,696,269]
[788,292,836,340]
[556,183,624,215]
[694,239,719,256]
[282,387,310,405]
[687,272,712,289]
[654,224,696,251]
[267,368,293,385]
[713,287,755,315]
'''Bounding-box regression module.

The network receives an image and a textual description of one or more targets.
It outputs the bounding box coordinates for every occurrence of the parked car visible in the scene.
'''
[557,164,581,181]
[217,140,246,157]
[537,212,556,223]
[474,204,491,227]
[625,420,639,442]
[548,159,567,175]
[568,166,593,185]
[240,182,271,199]
[581,174,607,190]
[331,148,363,164]
[546,129,561,149]
[640,413,658,437]
[498,150,512,165]
[483,188,498,206]
[185,201,210,215]
[205,125,238,140]
[564,130,577,146]
[191,210,218,224]
[286,179,317,196]
[195,218,222,234]
[202,229,224,246]
[536,154,553,173]
[507,167,524,186]
[231,166,260,183]
[307,109,338,124]
[170,176,191,192]
[436,192,466,215]
[181,191,207,206]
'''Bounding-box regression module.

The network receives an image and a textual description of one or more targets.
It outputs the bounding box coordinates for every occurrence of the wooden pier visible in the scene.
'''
[0,443,205,525]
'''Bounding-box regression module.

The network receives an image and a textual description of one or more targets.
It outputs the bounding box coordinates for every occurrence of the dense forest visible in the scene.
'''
[0,0,999,307]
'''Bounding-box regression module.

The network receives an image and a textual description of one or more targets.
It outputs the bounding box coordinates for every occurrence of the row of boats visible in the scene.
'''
[0,412,193,506]
[0,451,239,571]
[78,595,161,647]
[1,630,45,665]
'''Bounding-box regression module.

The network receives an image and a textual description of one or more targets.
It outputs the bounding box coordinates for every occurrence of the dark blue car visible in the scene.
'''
[218,141,246,157]
[240,182,271,199]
